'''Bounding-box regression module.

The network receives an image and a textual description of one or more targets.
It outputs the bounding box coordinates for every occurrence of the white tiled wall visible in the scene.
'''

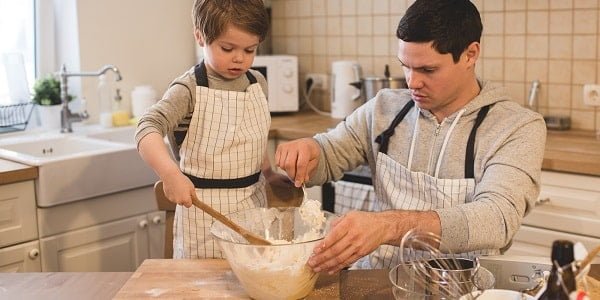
[270,0,600,131]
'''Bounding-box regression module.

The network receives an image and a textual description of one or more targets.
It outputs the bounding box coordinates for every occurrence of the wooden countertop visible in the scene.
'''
[0,259,597,299]
[0,272,132,300]
[271,110,600,176]
[0,159,37,184]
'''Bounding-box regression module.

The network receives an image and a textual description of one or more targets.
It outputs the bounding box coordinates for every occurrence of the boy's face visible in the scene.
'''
[196,24,260,80]
[397,40,480,121]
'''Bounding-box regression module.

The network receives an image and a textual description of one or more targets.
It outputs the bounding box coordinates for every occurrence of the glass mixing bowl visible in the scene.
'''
[210,207,336,300]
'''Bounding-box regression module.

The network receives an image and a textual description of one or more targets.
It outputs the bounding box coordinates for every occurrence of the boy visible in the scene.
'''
[136,0,288,259]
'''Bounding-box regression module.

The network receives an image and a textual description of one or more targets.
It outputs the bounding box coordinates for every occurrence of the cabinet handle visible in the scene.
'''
[152,215,162,224]
[535,197,551,206]
[29,249,39,259]
[139,220,148,229]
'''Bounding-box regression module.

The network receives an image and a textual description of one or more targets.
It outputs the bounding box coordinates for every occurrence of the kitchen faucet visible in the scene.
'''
[57,64,123,133]
[527,79,540,112]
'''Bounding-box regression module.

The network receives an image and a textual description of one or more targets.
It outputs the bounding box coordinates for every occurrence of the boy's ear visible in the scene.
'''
[194,29,205,47]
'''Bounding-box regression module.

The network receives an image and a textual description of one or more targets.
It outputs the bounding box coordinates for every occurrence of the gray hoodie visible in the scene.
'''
[310,80,546,253]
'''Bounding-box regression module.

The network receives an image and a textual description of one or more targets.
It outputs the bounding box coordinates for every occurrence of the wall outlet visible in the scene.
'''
[583,84,600,106]
[305,73,329,90]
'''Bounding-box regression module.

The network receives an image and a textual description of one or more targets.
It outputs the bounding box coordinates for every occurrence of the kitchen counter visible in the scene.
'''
[0,159,37,184]
[1,110,599,180]
[271,110,600,176]
[1,259,598,299]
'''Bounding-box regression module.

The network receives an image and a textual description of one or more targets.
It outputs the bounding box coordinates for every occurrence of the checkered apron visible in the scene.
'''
[352,101,498,269]
[172,63,270,259]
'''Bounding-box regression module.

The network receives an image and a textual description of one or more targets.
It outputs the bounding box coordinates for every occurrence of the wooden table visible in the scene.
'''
[0,272,132,300]
[0,260,598,299]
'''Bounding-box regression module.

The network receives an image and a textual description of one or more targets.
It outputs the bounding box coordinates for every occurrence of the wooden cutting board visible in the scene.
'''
[113,259,343,299]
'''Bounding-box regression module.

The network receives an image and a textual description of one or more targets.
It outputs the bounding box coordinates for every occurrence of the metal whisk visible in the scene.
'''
[389,229,495,299]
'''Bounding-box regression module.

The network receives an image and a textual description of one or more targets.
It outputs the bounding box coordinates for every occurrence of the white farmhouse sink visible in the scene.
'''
[86,126,136,145]
[0,127,157,207]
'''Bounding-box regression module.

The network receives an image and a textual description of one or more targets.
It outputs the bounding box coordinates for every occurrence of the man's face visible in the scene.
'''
[195,24,260,80]
[397,40,479,121]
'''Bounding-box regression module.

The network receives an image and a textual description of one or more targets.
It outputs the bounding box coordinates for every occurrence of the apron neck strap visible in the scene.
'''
[464,104,491,178]
[375,100,415,154]
[375,101,493,179]
[194,60,258,87]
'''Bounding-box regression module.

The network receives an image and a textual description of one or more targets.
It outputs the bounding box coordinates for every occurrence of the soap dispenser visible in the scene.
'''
[98,75,113,127]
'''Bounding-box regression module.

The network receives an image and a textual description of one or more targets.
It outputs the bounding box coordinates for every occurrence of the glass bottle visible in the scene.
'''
[537,240,576,300]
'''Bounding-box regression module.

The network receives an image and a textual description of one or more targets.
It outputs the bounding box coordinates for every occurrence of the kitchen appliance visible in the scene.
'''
[352,65,407,101]
[331,60,363,119]
[478,255,551,292]
[251,55,299,113]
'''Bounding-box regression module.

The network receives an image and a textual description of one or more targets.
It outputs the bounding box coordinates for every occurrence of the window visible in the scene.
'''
[0,0,35,105]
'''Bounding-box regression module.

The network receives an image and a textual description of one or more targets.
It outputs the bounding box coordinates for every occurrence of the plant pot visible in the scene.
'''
[37,104,62,129]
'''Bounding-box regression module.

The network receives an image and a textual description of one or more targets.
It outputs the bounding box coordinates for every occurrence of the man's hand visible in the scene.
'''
[275,138,321,187]
[307,211,390,274]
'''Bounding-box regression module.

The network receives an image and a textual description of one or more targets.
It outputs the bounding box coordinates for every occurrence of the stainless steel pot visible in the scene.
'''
[350,65,407,101]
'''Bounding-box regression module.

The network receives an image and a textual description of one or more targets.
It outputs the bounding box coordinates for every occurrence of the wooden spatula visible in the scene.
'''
[155,181,271,246]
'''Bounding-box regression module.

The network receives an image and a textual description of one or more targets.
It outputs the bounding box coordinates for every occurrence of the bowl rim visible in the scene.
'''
[209,206,337,246]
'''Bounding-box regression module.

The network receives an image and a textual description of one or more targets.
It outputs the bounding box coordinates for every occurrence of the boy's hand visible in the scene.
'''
[275,138,320,187]
[162,173,196,208]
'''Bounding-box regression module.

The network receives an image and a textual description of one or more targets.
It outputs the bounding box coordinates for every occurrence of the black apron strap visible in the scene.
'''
[464,105,491,179]
[246,70,257,84]
[194,62,209,87]
[184,172,261,189]
[375,101,415,154]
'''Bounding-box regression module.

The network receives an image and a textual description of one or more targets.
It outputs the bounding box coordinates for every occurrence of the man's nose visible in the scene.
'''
[406,71,423,90]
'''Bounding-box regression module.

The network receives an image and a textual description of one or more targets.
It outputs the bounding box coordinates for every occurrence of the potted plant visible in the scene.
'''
[32,75,73,129]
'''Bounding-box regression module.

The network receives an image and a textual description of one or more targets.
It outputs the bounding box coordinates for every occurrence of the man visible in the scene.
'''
[275,0,546,274]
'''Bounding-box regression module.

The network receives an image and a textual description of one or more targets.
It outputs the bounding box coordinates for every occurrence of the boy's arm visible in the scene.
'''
[138,132,195,208]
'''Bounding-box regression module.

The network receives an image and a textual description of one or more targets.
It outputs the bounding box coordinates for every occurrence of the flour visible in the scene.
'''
[145,288,167,297]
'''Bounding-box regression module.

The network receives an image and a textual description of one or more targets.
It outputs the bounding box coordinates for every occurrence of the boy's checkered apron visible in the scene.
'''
[173,64,270,259]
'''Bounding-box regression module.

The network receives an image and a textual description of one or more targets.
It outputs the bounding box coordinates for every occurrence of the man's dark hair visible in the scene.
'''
[396,0,482,63]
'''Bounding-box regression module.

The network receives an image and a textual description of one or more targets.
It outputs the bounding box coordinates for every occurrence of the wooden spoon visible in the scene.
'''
[156,181,271,246]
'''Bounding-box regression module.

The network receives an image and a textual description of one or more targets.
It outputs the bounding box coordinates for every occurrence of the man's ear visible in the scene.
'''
[194,29,205,47]
[464,41,480,66]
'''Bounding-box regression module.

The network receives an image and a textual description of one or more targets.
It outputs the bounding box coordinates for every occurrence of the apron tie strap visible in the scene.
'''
[184,172,261,189]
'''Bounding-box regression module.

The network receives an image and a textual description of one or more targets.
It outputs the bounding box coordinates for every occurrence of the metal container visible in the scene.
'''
[361,76,407,100]
[350,65,407,101]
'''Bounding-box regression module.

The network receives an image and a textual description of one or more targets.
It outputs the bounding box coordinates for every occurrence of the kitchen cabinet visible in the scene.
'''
[40,211,165,272]
[506,171,600,262]
[0,240,41,272]
[0,180,41,272]
[35,186,165,272]
[0,181,38,248]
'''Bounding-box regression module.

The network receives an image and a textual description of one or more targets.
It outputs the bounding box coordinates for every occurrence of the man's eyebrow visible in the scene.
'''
[397,59,436,69]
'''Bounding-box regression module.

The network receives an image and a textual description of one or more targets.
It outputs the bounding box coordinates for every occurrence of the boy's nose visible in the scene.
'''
[233,52,244,63]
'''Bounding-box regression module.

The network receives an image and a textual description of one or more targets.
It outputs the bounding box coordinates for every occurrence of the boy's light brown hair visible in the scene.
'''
[192,0,269,44]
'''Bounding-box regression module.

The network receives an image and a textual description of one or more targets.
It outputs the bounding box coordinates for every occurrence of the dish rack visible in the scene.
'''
[0,102,35,133]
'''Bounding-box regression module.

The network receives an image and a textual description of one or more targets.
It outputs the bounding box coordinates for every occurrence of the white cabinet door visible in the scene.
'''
[147,211,166,259]
[40,214,150,272]
[506,225,600,264]
[0,181,38,248]
[0,240,41,272]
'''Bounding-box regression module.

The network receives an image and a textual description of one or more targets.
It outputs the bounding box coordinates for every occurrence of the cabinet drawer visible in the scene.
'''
[0,240,42,272]
[0,181,38,247]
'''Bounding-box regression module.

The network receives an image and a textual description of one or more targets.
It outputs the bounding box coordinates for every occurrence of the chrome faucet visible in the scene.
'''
[527,79,540,112]
[57,64,123,133]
